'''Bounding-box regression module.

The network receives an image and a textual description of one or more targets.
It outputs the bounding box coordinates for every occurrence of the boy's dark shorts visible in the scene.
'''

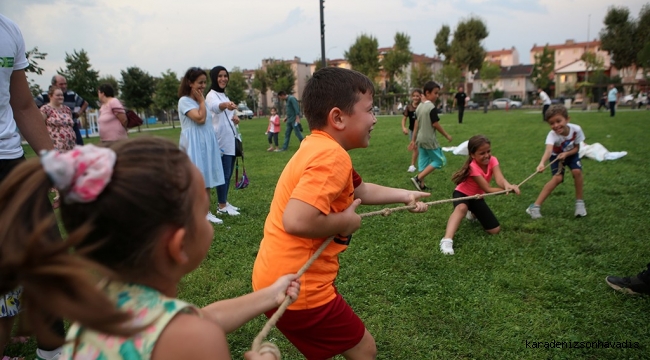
[550,153,582,181]
[265,292,365,359]
[452,190,500,231]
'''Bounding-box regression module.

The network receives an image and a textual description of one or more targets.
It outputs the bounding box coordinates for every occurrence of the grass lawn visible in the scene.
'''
[8,108,650,359]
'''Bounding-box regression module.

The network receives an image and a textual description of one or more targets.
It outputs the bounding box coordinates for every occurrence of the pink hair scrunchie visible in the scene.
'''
[40,144,117,204]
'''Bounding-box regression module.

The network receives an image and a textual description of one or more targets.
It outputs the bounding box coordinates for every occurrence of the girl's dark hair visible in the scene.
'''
[412,89,422,95]
[178,67,207,97]
[98,83,115,97]
[0,137,196,338]
[303,67,375,130]
[451,135,491,185]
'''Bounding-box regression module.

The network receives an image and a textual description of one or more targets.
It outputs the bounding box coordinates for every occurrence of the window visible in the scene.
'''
[560,75,567,83]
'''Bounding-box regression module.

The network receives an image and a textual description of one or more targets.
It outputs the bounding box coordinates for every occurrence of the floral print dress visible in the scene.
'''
[40,104,77,151]
[61,281,200,359]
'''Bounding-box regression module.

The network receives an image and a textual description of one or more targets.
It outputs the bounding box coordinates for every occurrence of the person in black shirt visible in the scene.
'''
[400,89,422,173]
[452,86,467,124]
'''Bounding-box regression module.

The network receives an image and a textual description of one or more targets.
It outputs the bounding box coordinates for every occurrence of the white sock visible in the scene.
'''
[36,347,62,359]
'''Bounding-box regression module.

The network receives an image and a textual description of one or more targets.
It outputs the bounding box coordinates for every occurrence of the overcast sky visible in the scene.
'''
[2,0,647,89]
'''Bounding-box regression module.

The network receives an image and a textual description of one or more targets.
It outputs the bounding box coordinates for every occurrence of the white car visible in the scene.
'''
[491,98,522,109]
[623,93,647,105]
[236,102,254,119]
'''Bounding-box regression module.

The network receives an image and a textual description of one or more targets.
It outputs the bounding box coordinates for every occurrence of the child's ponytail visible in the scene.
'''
[451,157,473,185]
[0,160,134,339]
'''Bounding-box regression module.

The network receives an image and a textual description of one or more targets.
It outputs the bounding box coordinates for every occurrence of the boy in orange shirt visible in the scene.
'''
[252,67,430,360]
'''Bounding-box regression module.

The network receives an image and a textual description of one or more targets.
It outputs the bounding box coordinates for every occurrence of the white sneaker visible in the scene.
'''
[226,202,240,211]
[218,206,240,216]
[206,212,223,224]
[575,200,587,217]
[407,165,416,173]
[440,238,454,255]
[465,211,477,221]
[36,347,62,360]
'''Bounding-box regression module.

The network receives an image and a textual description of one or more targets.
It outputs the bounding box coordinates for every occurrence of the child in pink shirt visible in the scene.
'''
[440,135,520,255]
[266,107,281,151]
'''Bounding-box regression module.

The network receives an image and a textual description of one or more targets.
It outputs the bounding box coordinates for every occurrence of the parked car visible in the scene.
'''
[623,93,647,105]
[491,98,522,109]
[373,106,380,115]
[466,100,480,110]
[236,102,254,119]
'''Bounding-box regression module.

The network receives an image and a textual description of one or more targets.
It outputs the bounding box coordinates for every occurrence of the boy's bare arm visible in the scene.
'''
[558,144,580,159]
[537,145,553,172]
[432,122,452,142]
[408,119,419,150]
[354,182,429,211]
[283,198,362,238]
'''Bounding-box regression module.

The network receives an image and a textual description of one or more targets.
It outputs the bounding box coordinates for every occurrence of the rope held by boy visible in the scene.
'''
[251,158,559,353]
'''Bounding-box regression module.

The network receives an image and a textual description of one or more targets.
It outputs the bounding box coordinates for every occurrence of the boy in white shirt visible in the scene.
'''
[527,104,586,219]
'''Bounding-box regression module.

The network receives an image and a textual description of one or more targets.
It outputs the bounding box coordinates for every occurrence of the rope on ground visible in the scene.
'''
[250,158,559,354]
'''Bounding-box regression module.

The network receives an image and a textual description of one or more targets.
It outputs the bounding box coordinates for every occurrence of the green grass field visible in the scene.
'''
[7,108,650,359]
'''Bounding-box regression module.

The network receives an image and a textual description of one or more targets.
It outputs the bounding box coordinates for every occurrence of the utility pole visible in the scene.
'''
[320,0,326,69]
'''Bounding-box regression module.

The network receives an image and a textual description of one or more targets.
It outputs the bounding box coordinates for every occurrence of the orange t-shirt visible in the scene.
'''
[252,130,359,310]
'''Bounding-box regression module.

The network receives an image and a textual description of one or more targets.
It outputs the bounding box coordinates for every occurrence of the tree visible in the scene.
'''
[410,63,433,89]
[226,67,248,104]
[153,69,180,128]
[434,25,451,62]
[435,64,462,96]
[382,32,412,93]
[58,49,99,107]
[264,61,295,95]
[638,41,650,81]
[251,69,269,111]
[98,75,120,97]
[434,64,462,110]
[599,5,641,76]
[479,61,500,96]
[434,18,488,90]
[531,46,555,90]
[25,47,46,75]
[120,66,155,114]
[24,47,46,97]
[344,34,380,80]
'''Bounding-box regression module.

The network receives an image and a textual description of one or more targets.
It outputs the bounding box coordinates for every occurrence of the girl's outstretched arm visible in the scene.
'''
[492,165,520,194]
[201,274,300,333]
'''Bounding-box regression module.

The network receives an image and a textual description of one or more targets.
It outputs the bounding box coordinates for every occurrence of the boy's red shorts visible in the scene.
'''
[265,292,366,360]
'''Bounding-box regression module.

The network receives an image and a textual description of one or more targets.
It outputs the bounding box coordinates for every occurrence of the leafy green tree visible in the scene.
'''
[251,69,269,111]
[435,64,462,96]
[531,46,555,90]
[265,61,295,95]
[58,49,99,107]
[98,75,120,97]
[382,32,412,93]
[152,70,180,127]
[434,17,488,89]
[433,25,451,62]
[226,67,248,104]
[119,66,155,113]
[638,41,650,81]
[479,61,501,95]
[600,6,638,71]
[410,63,434,89]
[25,47,46,75]
[344,34,380,79]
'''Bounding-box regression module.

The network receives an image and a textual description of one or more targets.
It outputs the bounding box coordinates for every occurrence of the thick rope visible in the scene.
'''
[251,158,559,353]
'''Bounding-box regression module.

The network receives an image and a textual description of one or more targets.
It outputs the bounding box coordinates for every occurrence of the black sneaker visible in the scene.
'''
[605,267,650,295]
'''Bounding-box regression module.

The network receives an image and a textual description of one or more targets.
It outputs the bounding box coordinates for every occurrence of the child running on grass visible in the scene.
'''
[0,137,300,360]
[526,104,586,219]
[439,135,520,255]
[252,67,430,360]
[409,81,452,191]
